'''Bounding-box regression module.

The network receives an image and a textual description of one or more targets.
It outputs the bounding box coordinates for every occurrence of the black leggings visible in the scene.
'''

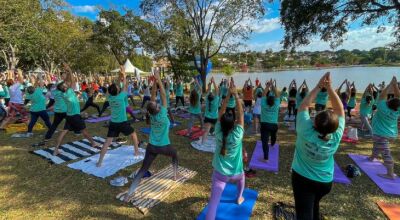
[81,97,100,115]
[288,100,296,117]
[175,96,185,107]
[28,111,52,133]
[347,107,353,118]
[46,99,55,109]
[260,122,278,160]
[292,170,332,220]
[141,96,151,108]
[45,112,67,140]
[99,101,109,117]
[127,144,178,195]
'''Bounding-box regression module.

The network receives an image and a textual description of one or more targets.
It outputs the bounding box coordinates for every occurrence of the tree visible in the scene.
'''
[281,0,400,49]
[141,0,265,91]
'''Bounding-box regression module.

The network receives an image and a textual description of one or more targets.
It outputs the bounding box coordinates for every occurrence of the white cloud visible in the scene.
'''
[72,5,98,13]
[246,26,396,51]
[250,17,281,33]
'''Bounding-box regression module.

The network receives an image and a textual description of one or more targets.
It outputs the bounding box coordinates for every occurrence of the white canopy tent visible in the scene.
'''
[111,59,149,78]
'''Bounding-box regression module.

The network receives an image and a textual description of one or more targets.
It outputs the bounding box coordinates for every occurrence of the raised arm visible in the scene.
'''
[337,79,347,94]
[362,84,372,98]
[218,90,231,120]
[150,78,157,102]
[211,77,219,95]
[263,81,270,97]
[272,80,280,97]
[120,66,127,92]
[154,72,167,107]
[231,85,244,127]
[299,75,325,112]
[327,74,345,117]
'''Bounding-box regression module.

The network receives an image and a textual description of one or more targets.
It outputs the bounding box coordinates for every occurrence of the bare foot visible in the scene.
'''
[96,162,102,167]
[173,173,184,181]
[237,196,245,205]
[53,148,59,156]
[378,173,397,180]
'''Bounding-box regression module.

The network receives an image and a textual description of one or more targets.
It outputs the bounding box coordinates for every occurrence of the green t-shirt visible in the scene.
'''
[26,88,46,112]
[205,93,220,119]
[220,85,228,97]
[292,111,345,183]
[189,89,202,114]
[63,88,80,116]
[108,91,128,123]
[212,123,244,176]
[280,91,288,102]
[227,95,236,108]
[372,100,399,138]
[359,96,373,118]
[150,106,171,146]
[52,89,67,113]
[348,96,356,108]
[175,84,183,97]
[315,91,328,105]
[260,97,280,123]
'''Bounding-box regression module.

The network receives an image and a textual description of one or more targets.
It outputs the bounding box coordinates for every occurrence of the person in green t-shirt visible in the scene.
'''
[96,67,141,167]
[174,79,185,107]
[25,74,52,136]
[206,79,245,220]
[314,87,329,112]
[201,77,220,145]
[187,78,203,137]
[359,84,374,136]
[280,87,288,103]
[369,76,400,180]
[260,79,281,161]
[53,64,98,156]
[291,72,345,220]
[347,82,357,120]
[121,71,180,203]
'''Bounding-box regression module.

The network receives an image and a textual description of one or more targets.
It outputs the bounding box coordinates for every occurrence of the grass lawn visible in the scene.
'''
[0,101,399,219]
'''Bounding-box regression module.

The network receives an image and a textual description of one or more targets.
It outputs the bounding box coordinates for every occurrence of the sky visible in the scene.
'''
[66,0,396,52]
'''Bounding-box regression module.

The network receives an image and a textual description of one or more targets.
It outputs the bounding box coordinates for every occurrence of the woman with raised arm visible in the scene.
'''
[121,71,179,202]
[25,73,52,137]
[205,79,245,220]
[52,64,99,156]
[314,84,329,112]
[242,78,253,109]
[260,79,281,162]
[175,78,185,107]
[287,79,297,120]
[369,77,400,179]
[187,78,203,137]
[252,83,263,134]
[347,82,357,120]
[291,72,345,220]
[295,80,309,115]
[337,79,350,112]
[0,69,29,130]
[201,77,220,145]
[359,84,374,137]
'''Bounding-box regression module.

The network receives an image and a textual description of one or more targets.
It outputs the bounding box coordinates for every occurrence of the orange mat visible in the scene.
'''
[377,201,400,220]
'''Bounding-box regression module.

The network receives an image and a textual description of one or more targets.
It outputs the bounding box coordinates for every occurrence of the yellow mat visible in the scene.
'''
[6,122,45,134]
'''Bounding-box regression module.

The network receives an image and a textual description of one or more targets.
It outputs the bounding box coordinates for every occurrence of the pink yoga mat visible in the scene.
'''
[349,154,400,195]
[334,162,351,184]
[249,141,279,173]
[85,116,111,123]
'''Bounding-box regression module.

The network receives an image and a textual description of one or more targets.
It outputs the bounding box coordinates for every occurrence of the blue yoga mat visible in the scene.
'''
[140,122,181,134]
[197,183,258,220]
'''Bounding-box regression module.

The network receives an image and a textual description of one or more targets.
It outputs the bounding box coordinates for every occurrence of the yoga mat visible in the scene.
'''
[249,141,279,173]
[377,201,400,220]
[140,122,182,134]
[85,115,111,123]
[176,126,202,136]
[349,154,400,195]
[32,136,120,165]
[117,165,197,215]
[190,136,217,153]
[197,183,258,220]
[67,145,145,178]
[176,112,191,119]
[334,162,351,184]
[6,122,45,134]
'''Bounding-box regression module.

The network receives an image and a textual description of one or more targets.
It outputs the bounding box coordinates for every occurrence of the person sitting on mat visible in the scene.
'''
[53,64,99,156]
[96,67,140,167]
[205,79,245,220]
[187,78,203,137]
[260,79,280,162]
[120,70,180,202]
[24,73,52,137]
[201,77,220,145]
[369,76,400,180]
[359,84,374,137]
[291,72,345,220]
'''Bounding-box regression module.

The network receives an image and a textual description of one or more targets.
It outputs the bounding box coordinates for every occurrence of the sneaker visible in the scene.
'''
[116,137,127,144]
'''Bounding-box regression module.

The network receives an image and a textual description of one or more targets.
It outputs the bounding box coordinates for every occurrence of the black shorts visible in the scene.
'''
[64,115,86,132]
[204,117,218,125]
[107,121,134,138]
[244,100,252,107]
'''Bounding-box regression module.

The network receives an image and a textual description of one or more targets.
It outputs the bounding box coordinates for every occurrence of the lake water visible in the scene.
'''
[208,67,400,89]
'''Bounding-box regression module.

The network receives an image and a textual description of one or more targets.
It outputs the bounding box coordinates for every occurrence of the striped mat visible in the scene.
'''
[32,136,120,165]
[117,165,197,215]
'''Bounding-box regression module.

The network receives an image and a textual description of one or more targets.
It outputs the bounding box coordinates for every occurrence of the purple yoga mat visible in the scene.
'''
[177,113,191,119]
[334,162,351,184]
[349,154,400,195]
[85,115,111,123]
[249,141,279,173]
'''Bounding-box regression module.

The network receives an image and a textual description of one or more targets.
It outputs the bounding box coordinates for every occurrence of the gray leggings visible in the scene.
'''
[127,144,178,195]
[188,113,204,134]
[360,115,372,135]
